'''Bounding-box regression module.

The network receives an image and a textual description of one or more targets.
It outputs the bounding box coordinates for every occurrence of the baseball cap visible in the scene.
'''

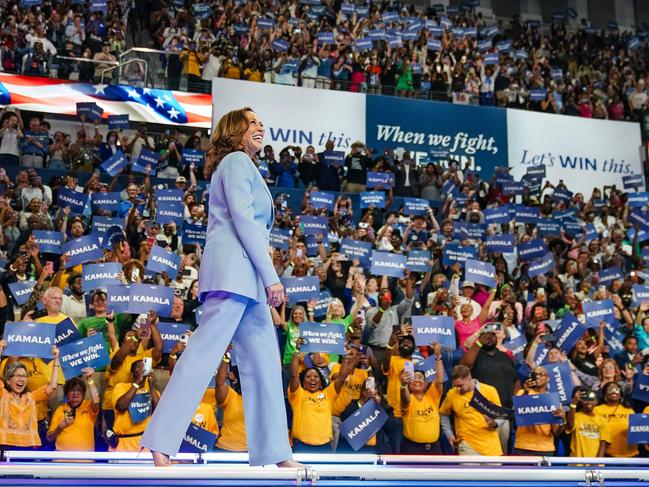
[175,176,187,183]
[461,281,475,288]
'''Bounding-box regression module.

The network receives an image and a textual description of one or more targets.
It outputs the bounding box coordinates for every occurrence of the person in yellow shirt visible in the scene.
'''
[400,343,444,454]
[338,380,383,453]
[102,316,162,440]
[566,388,611,457]
[214,353,246,452]
[111,359,160,452]
[513,366,566,455]
[0,340,59,449]
[330,344,369,452]
[288,339,355,452]
[47,367,100,451]
[382,328,416,418]
[593,382,638,457]
[439,364,503,456]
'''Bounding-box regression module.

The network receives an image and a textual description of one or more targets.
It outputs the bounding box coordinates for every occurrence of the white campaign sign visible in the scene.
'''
[212,78,366,154]
[507,109,643,195]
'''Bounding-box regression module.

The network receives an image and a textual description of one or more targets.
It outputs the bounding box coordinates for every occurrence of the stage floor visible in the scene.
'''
[1,453,649,487]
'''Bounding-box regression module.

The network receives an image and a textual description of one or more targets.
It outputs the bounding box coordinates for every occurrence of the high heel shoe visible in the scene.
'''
[276,459,307,469]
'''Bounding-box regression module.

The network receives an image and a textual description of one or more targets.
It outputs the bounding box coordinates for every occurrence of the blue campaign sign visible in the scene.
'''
[412,315,455,349]
[360,191,386,209]
[527,253,556,278]
[181,423,217,453]
[181,149,205,167]
[128,393,152,423]
[628,415,649,444]
[317,32,334,45]
[633,284,649,305]
[366,171,395,189]
[312,290,333,319]
[583,299,614,327]
[546,362,574,405]
[365,96,506,179]
[82,262,122,291]
[517,239,547,262]
[33,230,64,254]
[146,245,181,279]
[306,234,329,257]
[91,192,120,214]
[442,243,477,266]
[299,321,346,355]
[415,356,448,383]
[514,205,540,224]
[370,251,407,278]
[133,147,159,175]
[536,221,562,238]
[76,102,103,121]
[156,202,184,228]
[513,393,563,427]
[623,174,645,190]
[320,150,345,166]
[128,284,175,317]
[527,165,546,178]
[93,217,125,242]
[340,399,388,451]
[62,234,103,268]
[632,373,649,403]
[55,317,82,347]
[484,205,511,224]
[183,223,207,247]
[281,276,320,304]
[300,215,328,236]
[108,114,129,130]
[272,39,290,51]
[157,322,191,353]
[107,285,131,314]
[57,187,89,215]
[486,234,515,253]
[269,228,291,250]
[469,387,514,419]
[340,238,372,267]
[553,312,588,353]
[464,259,496,288]
[58,333,110,379]
[602,320,625,355]
[406,250,430,273]
[2,322,55,359]
[627,192,649,207]
[502,181,523,196]
[157,189,184,205]
[629,210,649,231]
[503,335,527,362]
[452,221,485,241]
[101,150,129,177]
[403,198,430,216]
[8,280,36,306]
[599,266,623,285]
[310,191,335,212]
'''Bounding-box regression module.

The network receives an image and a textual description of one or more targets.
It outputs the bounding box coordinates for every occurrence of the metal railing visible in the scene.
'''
[100,58,149,86]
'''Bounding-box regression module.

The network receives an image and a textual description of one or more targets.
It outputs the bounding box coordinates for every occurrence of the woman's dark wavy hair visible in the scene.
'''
[204,106,254,180]
[299,367,327,391]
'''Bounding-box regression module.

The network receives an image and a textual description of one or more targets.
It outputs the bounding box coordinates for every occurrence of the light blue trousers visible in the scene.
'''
[141,293,293,466]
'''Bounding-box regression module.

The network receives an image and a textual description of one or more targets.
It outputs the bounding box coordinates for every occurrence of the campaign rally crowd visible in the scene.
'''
[0,97,648,459]
[1,0,649,118]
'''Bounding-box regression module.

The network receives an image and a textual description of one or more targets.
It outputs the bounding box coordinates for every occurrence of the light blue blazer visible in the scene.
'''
[198,151,278,303]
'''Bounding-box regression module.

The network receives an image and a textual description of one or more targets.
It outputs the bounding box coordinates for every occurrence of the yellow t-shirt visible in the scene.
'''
[513,390,556,453]
[593,404,638,458]
[102,347,155,410]
[402,385,441,444]
[0,383,50,447]
[192,402,219,437]
[439,383,503,456]
[48,400,98,451]
[568,411,611,457]
[330,363,368,417]
[216,387,247,452]
[110,382,158,452]
[0,358,51,420]
[386,356,409,418]
[289,383,337,445]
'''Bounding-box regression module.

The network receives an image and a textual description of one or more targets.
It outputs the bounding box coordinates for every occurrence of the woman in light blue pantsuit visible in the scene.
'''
[141,108,300,468]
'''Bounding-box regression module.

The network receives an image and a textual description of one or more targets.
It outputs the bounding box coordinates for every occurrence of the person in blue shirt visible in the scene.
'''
[20,117,49,168]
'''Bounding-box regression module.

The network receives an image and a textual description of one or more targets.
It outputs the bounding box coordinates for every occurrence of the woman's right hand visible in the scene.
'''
[266,282,285,307]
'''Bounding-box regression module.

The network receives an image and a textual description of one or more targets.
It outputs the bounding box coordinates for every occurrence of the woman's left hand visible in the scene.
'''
[266,282,285,307]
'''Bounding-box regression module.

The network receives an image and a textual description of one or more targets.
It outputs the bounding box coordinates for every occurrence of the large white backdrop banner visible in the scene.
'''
[507,109,643,195]
[212,78,366,154]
